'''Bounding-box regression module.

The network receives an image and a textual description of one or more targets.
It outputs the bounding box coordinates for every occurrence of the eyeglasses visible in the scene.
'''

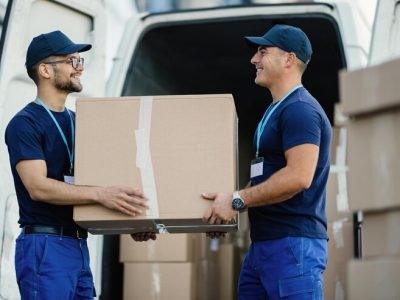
[43,57,84,69]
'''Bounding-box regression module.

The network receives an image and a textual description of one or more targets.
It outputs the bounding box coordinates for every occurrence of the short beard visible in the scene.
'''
[52,65,82,93]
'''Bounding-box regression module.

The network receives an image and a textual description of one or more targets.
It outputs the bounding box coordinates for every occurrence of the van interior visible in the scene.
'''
[123,15,345,178]
[102,13,346,299]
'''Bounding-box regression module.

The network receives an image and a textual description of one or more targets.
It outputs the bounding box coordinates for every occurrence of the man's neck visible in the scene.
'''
[36,89,68,112]
[270,76,302,103]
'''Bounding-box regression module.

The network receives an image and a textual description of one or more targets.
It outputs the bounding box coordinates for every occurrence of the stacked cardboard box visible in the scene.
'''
[340,57,400,299]
[120,234,196,300]
[324,221,353,300]
[323,125,354,300]
[120,233,238,300]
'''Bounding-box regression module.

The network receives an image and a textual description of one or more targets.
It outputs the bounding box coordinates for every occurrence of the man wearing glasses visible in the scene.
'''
[5,30,151,299]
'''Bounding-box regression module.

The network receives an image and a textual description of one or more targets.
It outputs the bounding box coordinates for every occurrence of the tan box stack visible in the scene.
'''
[340,57,400,299]
[73,95,238,234]
[323,124,354,300]
[120,233,238,300]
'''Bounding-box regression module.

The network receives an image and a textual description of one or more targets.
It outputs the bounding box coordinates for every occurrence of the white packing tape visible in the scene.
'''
[335,127,349,213]
[135,96,159,217]
[151,263,161,298]
[332,219,345,248]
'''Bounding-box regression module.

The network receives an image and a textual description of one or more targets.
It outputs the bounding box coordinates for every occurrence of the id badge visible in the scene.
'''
[64,175,75,185]
[250,157,264,178]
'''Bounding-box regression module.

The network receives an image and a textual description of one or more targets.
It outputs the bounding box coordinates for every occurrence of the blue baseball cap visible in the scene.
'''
[245,24,312,64]
[25,30,92,68]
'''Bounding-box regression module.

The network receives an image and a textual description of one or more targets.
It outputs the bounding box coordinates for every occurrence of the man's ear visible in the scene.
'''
[285,52,296,67]
[37,63,51,79]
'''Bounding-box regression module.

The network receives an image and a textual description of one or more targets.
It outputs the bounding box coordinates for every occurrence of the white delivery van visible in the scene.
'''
[0,0,397,299]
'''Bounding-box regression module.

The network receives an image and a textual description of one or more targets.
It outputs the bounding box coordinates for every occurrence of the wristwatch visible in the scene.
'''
[232,191,246,211]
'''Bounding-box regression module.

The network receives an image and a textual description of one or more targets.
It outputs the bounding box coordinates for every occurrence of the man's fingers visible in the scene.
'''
[117,201,143,216]
[201,192,217,200]
[129,188,147,199]
[208,214,218,225]
[202,207,213,223]
[128,196,149,209]
[118,193,149,209]
[206,231,226,239]
[131,232,157,242]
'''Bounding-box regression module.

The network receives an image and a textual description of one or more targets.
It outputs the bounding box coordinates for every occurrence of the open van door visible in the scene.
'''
[369,0,400,65]
[0,0,105,298]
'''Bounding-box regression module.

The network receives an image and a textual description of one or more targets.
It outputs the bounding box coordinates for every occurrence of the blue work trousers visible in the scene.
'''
[15,233,95,300]
[238,237,327,300]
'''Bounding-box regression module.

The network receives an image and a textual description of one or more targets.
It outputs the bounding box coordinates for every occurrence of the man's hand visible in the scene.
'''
[206,232,226,239]
[96,186,149,217]
[201,192,237,224]
[131,232,157,242]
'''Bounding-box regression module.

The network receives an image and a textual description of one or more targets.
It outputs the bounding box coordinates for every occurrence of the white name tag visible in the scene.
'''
[64,175,75,185]
[250,157,264,178]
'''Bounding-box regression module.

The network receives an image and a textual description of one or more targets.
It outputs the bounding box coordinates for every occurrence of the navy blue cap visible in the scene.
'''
[25,30,92,68]
[245,24,312,64]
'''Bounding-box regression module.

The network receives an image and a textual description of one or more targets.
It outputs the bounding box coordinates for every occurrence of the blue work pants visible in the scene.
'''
[15,233,95,300]
[238,237,327,300]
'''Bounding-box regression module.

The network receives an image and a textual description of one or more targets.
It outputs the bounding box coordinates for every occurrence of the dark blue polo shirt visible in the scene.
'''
[249,87,331,241]
[5,102,77,228]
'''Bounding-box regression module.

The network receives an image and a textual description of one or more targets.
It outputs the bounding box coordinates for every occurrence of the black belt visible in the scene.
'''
[24,225,88,239]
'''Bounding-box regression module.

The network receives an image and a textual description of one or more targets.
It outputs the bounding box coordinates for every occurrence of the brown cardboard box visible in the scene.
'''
[218,243,236,300]
[362,209,400,258]
[326,127,351,222]
[324,221,353,300]
[197,259,219,300]
[340,57,400,116]
[347,109,400,211]
[347,256,400,299]
[196,242,238,300]
[123,262,195,300]
[73,95,238,234]
[120,233,197,262]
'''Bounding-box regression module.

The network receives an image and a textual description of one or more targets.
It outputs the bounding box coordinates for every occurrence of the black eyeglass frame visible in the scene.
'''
[42,57,84,69]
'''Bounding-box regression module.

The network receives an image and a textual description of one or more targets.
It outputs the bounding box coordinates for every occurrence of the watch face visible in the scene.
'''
[232,198,244,210]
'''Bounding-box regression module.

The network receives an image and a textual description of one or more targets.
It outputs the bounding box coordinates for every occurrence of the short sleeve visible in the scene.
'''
[281,101,322,151]
[5,116,45,167]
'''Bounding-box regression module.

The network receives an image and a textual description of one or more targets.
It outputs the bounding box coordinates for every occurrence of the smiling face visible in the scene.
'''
[47,52,84,93]
[250,46,287,89]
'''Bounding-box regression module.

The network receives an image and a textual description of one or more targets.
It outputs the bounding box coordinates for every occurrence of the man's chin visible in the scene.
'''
[254,78,267,88]
[70,84,83,93]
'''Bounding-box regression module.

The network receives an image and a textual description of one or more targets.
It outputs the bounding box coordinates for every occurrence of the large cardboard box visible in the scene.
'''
[73,95,238,234]
[347,256,400,300]
[123,262,195,300]
[362,209,400,258]
[324,221,353,300]
[120,233,197,262]
[347,109,400,211]
[340,57,400,116]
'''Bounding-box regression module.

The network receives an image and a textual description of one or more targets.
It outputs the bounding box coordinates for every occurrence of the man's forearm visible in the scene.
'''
[29,177,100,205]
[240,166,307,207]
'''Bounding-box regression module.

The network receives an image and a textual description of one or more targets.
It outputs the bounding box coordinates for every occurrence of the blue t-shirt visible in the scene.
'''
[5,102,78,229]
[249,87,331,241]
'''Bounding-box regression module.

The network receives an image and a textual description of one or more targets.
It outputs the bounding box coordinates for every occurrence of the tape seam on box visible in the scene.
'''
[136,96,159,217]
